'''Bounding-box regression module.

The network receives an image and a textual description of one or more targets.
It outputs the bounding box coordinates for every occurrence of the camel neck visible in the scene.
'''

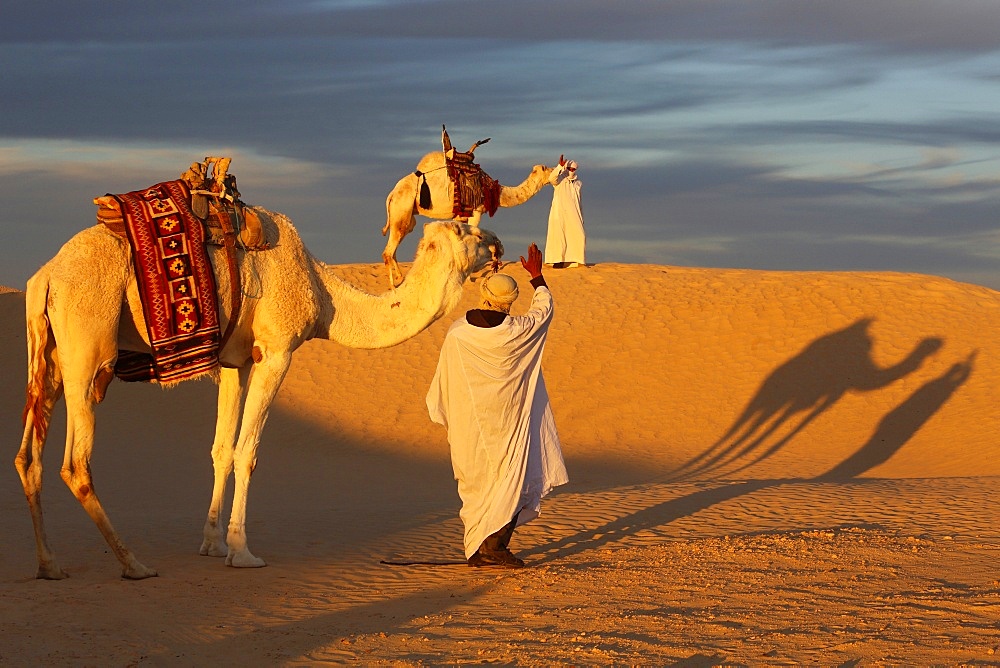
[312,261,466,349]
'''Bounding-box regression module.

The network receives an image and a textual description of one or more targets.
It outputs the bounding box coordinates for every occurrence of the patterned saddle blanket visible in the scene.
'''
[104,179,222,384]
[446,158,502,219]
[93,158,265,384]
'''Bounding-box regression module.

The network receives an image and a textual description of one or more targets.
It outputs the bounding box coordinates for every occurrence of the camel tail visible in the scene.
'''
[22,271,54,445]
[382,194,392,237]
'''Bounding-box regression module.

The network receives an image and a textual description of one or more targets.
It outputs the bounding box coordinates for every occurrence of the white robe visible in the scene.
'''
[544,164,586,265]
[426,287,569,559]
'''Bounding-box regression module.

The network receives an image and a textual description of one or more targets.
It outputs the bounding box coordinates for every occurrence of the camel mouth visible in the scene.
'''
[484,232,504,272]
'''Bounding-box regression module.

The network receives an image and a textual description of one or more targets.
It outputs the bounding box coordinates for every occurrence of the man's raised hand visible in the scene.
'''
[520,243,543,279]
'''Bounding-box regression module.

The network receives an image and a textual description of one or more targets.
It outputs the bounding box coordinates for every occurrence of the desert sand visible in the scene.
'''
[0,261,998,666]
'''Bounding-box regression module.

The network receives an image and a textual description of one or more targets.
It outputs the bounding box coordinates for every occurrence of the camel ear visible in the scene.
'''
[446,221,463,237]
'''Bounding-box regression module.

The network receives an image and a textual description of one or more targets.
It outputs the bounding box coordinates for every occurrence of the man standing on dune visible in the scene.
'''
[426,243,569,568]
[544,155,586,268]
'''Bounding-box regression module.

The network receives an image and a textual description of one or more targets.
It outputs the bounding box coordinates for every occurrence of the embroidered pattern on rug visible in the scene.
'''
[446,159,501,219]
[114,180,221,383]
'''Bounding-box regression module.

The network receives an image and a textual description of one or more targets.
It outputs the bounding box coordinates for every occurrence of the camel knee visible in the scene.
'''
[13,450,27,478]
[210,443,235,471]
[60,467,95,503]
[13,450,38,491]
[234,455,257,479]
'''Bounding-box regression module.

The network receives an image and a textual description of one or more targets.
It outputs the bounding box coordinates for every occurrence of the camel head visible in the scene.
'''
[417,221,504,278]
[532,164,555,185]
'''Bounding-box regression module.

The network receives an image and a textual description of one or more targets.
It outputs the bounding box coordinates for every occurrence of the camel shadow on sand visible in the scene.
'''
[674,318,943,480]
[529,325,976,562]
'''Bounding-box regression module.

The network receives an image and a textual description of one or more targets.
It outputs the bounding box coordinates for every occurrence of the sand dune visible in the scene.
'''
[0,263,997,665]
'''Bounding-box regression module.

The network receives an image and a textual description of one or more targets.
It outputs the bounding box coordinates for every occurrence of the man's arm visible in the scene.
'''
[520,243,547,289]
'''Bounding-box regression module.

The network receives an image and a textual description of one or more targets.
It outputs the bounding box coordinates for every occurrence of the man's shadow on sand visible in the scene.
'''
[528,328,976,561]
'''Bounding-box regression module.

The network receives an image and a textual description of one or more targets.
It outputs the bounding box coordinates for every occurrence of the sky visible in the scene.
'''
[2,0,1000,290]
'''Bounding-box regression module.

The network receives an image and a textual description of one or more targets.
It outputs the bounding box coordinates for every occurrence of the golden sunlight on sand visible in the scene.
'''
[1,263,997,664]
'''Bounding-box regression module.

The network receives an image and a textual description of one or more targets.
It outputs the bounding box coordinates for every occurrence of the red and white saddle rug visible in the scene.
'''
[446,158,501,219]
[112,180,221,384]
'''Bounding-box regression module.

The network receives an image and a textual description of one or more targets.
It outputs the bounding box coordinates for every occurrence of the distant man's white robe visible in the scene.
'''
[426,287,569,559]
[544,164,586,265]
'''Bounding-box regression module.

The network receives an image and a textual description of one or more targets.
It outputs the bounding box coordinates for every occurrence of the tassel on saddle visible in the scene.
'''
[417,171,432,209]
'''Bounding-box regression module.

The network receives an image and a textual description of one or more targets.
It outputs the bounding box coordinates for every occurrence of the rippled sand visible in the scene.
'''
[0,262,997,665]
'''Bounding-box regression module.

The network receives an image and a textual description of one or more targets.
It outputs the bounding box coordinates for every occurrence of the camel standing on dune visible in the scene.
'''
[382,151,551,286]
[15,209,502,580]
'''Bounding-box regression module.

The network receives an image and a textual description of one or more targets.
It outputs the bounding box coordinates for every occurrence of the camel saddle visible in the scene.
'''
[441,124,490,164]
[94,158,267,251]
[418,126,499,216]
[94,158,265,361]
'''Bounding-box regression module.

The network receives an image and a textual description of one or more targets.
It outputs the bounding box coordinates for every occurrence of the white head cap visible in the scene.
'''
[480,273,519,312]
[567,160,578,171]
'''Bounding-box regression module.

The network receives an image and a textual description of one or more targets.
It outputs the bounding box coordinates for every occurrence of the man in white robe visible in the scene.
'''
[426,243,569,568]
[544,155,586,268]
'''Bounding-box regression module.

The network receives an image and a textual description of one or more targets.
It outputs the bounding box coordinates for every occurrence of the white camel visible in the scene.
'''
[382,151,552,287]
[15,209,502,579]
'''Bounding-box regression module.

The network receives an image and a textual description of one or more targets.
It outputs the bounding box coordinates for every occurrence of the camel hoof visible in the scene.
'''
[226,549,266,569]
[122,563,158,580]
[387,270,404,289]
[36,563,70,580]
[199,538,228,558]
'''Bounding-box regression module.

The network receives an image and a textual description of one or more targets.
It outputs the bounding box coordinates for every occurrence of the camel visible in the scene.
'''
[15,208,503,579]
[382,151,552,287]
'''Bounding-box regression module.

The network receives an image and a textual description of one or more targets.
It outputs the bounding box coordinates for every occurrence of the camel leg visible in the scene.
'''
[383,190,418,287]
[60,377,157,579]
[225,346,292,568]
[15,393,67,580]
[47,252,154,578]
[14,270,70,579]
[381,249,403,289]
[200,364,250,557]
[382,220,411,289]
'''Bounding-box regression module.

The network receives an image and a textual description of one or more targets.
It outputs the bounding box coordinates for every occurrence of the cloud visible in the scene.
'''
[0,2,997,291]
[7,1,1000,52]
